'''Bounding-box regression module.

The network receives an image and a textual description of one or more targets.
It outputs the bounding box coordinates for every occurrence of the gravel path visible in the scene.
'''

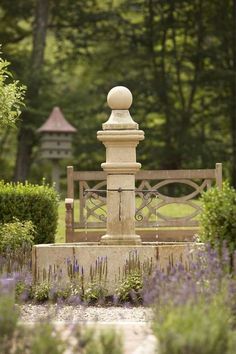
[19,304,152,323]
[19,305,156,353]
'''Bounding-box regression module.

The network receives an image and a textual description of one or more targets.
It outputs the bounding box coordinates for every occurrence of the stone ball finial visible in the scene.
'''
[107,86,133,110]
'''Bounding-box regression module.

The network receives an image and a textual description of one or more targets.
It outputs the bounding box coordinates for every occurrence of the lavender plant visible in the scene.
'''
[0,279,123,354]
[116,250,153,302]
[144,245,235,306]
[0,219,34,274]
[30,323,66,354]
[30,256,108,304]
[143,245,236,354]
[154,295,234,354]
[84,256,108,303]
[72,326,123,354]
[0,294,19,353]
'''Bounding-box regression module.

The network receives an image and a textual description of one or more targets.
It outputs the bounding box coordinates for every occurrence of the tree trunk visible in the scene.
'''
[231,0,236,187]
[14,0,49,181]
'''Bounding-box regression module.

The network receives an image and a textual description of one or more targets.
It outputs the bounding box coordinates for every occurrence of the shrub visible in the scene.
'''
[153,296,234,354]
[115,251,152,303]
[0,54,25,128]
[0,219,34,254]
[200,182,236,254]
[0,318,66,354]
[30,323,65,354]
[116,271,143,302]
[144,245,236,354]
[97,329,123,354]
[0,275,124,353]
[84,282,108,303]
[15,280,32,301]
[49,282,72,302]
[0,219,34,273]
[0,180,59,244]
[33,281,50,302]
[0,294,19,352]
[74,326,123,354]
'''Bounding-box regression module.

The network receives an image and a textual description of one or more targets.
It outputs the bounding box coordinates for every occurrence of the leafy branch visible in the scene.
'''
[0,53,26,128]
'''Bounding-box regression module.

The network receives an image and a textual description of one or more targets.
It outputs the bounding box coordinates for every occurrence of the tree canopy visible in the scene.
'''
[0,55,25,128]
[0,0,235,186]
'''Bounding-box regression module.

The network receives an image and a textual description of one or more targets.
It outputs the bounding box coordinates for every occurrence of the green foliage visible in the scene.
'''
[97,329,123,354]
[0,295,19,352]
[0,219,34,254]
[83,256,108,303]
[31,323,65,354]
[74,327,123,354]
[49,283,72,302]
[116,271,143,302]
[1,0,235,185]
[33,281,50,302]
[200,182,236,253]
[15,280,33,301]
[1,321,66,354]
[0,181,59,244]
[0,54,25,128]
[153,296,235,354]
[0,287,123,353]
[0,219,34,273]
[84,282,108,303]
[116,251,152,302]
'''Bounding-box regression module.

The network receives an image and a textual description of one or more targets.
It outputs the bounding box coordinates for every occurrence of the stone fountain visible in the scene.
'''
[32,87,195,293]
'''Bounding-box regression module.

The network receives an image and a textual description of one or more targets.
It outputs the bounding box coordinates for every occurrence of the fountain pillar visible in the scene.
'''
[97,86,144,245]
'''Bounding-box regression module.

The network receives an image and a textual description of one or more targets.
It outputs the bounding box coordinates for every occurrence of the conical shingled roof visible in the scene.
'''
[37,107,77,133]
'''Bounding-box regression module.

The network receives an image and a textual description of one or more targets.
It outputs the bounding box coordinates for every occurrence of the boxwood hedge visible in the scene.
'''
[0,181,59,244]
[200,181,236,254]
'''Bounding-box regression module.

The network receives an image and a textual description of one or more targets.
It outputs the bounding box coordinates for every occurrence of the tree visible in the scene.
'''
[207,0,236,186]
[0,0,235,186]
[14,0,49,181]
[0,54,25,128]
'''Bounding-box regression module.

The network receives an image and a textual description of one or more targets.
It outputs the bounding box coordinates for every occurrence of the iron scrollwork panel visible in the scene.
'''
[81,178,213,228]
[82,181,107,227]
[134,178,212,227]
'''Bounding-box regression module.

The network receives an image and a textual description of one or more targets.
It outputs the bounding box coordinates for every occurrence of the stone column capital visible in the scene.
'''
[97,130,144,144]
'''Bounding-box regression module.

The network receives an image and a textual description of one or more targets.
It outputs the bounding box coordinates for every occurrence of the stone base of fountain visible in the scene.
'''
[32,242,200,294]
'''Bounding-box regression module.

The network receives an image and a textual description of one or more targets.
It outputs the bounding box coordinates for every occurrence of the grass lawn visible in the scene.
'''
[55,199,201,243]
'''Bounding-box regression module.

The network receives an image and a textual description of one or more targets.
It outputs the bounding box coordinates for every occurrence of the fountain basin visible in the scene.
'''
[32,242,200,294]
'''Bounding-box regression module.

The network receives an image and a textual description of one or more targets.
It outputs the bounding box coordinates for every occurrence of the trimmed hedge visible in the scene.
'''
[200,181,236,253]
[0,181,59,244]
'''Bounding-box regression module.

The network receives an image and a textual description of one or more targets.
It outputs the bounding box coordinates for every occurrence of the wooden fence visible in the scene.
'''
[65,163,222,242]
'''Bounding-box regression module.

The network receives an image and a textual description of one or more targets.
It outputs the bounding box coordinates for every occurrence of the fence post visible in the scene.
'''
[215,163,222,189]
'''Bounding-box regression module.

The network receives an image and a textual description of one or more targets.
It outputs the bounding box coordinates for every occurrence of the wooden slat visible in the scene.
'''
[136,169,216,180]
[73,171,107,181]
[215,163,222,189]
[67,166,74,198]
[79,181,86,226]
[75,222,105,229]
[72,169,217,182]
